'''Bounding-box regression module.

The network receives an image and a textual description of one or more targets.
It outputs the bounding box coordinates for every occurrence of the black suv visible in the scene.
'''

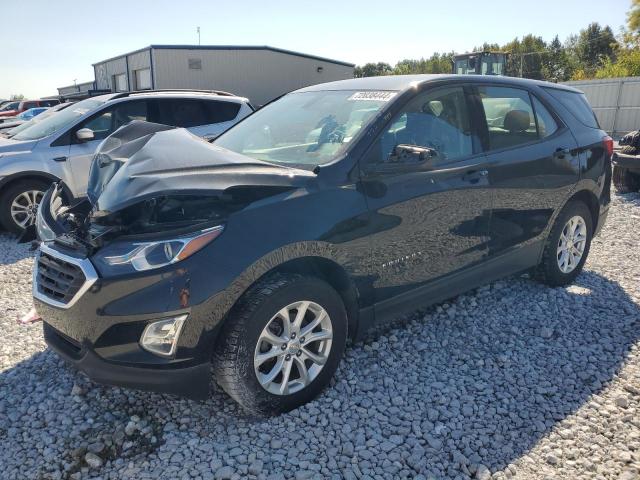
[33,75,612,415]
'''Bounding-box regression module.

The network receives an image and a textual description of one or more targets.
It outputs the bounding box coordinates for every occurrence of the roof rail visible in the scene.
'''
[110,89,237,100]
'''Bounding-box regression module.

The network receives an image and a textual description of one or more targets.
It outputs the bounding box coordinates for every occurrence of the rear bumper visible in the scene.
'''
[44,322,211,400]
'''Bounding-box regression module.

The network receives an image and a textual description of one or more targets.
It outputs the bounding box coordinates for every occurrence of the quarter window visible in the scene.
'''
[478,86,537,151]
[374,86,474,165]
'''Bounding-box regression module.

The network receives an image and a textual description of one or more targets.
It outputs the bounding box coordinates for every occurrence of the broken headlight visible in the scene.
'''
[92,225,224,276]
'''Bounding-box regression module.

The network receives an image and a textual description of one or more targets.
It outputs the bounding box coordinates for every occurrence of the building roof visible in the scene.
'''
[93,45,355,68]
[296,74,583,93]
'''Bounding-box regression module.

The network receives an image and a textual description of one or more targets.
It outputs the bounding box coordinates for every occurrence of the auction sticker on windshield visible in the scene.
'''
[348,91,397,102]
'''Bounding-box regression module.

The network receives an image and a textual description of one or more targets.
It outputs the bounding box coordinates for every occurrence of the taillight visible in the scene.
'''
[603,135,614,157]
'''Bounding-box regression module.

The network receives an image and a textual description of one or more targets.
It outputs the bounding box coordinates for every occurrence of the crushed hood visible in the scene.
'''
[87,121,315,214]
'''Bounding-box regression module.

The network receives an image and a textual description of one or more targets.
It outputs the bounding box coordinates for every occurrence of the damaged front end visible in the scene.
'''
[34,120,314,262]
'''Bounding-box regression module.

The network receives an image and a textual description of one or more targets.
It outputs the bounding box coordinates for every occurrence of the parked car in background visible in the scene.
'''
[0,90,252,232]
[32,75,612,414]
[0,99,60,118]
[0,107,49,128]
[0,102,74,137]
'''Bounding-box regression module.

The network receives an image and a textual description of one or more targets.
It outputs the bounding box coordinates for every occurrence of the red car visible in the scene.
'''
[0,99,60,118]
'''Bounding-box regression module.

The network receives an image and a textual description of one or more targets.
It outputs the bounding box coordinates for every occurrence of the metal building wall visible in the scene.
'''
[152,48,354,105]
[94,57,128,91]
[563,77,640,139]
[57,81,95,96]
[127,50,152,90]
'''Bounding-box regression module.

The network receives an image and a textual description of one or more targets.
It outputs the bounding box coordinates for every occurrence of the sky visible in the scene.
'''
[0,0,631,99]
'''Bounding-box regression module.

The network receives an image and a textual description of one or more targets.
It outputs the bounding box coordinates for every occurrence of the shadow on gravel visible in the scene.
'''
[1,269,639,479]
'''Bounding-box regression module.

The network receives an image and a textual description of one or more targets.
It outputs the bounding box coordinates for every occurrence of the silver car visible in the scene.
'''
[0,90,253,233]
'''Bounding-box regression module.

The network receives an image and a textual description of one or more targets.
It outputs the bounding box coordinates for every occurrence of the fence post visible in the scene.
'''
[612,79,624,138]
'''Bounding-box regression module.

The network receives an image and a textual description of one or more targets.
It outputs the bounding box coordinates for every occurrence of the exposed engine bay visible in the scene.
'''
[31,121,315,256]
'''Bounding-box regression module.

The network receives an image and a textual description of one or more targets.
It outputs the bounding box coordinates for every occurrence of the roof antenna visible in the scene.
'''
[197,26,201,45]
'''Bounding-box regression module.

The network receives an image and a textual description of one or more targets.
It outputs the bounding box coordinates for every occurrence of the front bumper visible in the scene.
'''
[44,322,210,399]
[33,240,227,401]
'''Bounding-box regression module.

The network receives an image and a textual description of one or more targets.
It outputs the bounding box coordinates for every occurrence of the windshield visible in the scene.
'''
[12,98,105,141]
[215,90,394,166]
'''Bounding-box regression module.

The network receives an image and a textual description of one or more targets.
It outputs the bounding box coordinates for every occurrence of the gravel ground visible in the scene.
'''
[1,193,639,480]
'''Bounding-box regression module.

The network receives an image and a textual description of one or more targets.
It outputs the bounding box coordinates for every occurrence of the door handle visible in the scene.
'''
[462,169,488,183]
[554,148,571,159]
[53,156,67,162]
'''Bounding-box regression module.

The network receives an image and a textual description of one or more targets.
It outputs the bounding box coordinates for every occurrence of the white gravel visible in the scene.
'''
[1,192,639,480]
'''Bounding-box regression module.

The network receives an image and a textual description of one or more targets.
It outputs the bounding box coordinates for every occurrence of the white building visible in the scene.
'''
[88,45,355,106]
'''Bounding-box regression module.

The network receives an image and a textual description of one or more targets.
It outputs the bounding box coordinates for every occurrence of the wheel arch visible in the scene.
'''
[0,171,73,202]
[566,188,600,232]
[269,256,360,340]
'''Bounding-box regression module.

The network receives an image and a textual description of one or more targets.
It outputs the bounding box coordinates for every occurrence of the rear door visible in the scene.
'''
[360,85,492,307]
[474,84,579,263]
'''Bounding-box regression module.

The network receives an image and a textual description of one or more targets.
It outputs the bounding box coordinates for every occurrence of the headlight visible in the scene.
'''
[92,225,224,275]
[35,200,56,242]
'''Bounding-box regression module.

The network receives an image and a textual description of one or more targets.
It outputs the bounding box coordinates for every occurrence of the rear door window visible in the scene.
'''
[151,99,209,128]
[543,88,599,129]
[477,86,538,151]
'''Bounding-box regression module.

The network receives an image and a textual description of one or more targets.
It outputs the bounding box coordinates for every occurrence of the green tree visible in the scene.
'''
[503,34,547,79]
[574,23,617,76]
[543,35,573,81]
[354,62,393,78]
[629,0,640,33]
[9,94,25,101]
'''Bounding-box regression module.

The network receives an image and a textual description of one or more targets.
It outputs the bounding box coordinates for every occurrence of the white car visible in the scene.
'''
[0,90,253,232]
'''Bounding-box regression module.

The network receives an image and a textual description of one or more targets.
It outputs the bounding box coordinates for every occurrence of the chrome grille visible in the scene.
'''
[33,244,98,309]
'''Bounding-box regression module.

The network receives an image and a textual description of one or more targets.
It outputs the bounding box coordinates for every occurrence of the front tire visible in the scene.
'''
[0,179,49,234]
[213,273,347,415]
[535,201,593,287]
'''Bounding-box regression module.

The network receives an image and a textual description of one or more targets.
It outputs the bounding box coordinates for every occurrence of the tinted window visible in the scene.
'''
[153,99,208,128]
[203,100,241,123]
[543,88,599,129]
[1,102,19,111]
[478,86,537,151]
[373,86,474,165]
[23,102,38,110]
[532,96,558,138]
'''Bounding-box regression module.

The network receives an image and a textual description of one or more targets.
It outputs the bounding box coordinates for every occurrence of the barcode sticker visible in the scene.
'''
[348,91,397,102]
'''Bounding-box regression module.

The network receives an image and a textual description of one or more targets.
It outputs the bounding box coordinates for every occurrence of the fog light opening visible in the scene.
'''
[140,315,188,357]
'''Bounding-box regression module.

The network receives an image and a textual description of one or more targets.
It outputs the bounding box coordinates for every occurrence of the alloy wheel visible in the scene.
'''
[10,190,44,228]
[557,215,587,274]
[254,300,333,395]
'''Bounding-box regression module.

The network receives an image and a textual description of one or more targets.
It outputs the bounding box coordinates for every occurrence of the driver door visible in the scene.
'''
[66,100,149,197]
[359,86,493,309]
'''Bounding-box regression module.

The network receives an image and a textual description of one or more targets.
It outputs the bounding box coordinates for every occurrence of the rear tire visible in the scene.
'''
[535,201,593,287]
[213,273,347,415]
[0,179,50,234]
[613,165,640,193]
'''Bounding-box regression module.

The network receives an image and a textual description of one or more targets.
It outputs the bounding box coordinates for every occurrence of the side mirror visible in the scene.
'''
[388,144,437,165]
[76,128,95,142]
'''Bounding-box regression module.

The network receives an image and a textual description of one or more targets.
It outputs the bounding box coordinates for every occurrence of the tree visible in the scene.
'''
[9,94,24,101]
[354,62,393,78]
[574,23,617,76]
[543,35,573,81]
[503,34,547,79]
[629,0,640,33]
